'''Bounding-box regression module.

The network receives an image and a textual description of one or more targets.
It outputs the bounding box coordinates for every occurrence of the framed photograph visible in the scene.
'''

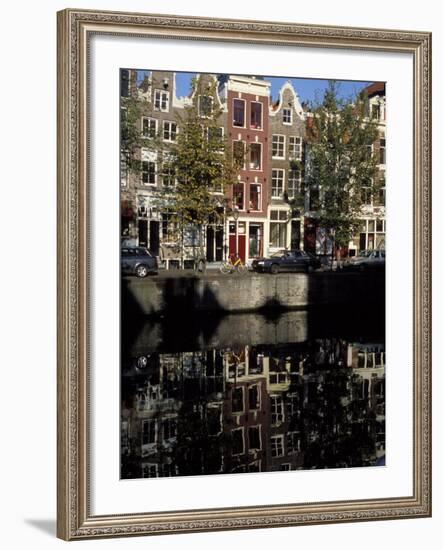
[57,8,431,540]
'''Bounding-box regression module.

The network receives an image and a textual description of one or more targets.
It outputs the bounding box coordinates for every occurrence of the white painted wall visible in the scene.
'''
[0,0,441,548]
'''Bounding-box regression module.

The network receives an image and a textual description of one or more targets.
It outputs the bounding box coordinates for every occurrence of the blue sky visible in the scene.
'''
[136,70,373,105]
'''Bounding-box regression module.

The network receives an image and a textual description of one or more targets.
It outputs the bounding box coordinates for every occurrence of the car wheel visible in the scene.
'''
[136,264,149,278]
[270,263,279,275]
[359,264,365,272]
[307,265,314,273]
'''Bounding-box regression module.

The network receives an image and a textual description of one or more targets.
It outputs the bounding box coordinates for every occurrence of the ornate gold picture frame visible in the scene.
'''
[57,8,431,540]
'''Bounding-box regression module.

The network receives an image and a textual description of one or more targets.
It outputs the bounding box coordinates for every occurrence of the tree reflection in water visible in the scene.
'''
[121,335,385,479]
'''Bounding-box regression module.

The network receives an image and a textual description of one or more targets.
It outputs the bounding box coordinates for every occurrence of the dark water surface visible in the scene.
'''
[121,308,385,479]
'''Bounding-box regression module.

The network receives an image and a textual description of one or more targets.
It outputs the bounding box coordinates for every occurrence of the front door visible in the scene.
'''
[248,224,263,259]
[149,221,160,256]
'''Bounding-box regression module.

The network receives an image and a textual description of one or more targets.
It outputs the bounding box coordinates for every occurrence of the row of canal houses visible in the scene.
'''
[120,70,386,266]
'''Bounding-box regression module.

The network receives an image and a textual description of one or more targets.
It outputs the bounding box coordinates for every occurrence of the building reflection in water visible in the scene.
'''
[121,335,385,479]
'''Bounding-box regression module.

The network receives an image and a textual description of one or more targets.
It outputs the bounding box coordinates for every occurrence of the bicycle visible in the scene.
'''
[219,254,249,275]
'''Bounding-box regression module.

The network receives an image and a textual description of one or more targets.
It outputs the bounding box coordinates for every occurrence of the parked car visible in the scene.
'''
[121,247,158,277]
[251,250,321,274]
[344,249,385,271]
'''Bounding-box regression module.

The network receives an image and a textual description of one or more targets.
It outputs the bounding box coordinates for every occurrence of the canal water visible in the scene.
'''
[121,308,385,479]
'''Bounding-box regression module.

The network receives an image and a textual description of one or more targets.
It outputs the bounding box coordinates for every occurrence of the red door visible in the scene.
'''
[229,234,246,263]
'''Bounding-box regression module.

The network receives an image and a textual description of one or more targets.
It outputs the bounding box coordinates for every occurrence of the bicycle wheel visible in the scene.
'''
[237,264,249,275]
[220,262,232,275]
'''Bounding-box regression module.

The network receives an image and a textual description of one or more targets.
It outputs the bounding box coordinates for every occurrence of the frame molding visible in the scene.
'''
[57,8,431,540]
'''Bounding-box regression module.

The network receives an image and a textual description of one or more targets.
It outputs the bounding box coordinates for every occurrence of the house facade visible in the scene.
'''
[121,71,386,266]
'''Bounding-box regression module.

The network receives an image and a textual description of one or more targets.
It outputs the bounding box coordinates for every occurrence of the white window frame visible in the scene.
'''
[272,134,286,159]
[271,168,285,198]
[141,160,157,186]
[231,386,244,414]
[198,95,213,118]
[289,136,302,160]
[379,137,386,166]
[141,419,158,446]
[250,100,263,130]
[249,183,262,212]
[286,431,301,455]
[163,120,177,142]
[232,97,246,128]
[249,142,263,171]
[231,427,245,456]
[248,383,261,409]
[141,463,159,478]
[271,435,284,457]
[233,139,246,169]
[287,168,302,198]
[154,89,169,112]
[162,416,178,442]
[270,395,285,425]
[282,108,293,125]
[248,425,262,451]
[161,162,176,188]
[233,181,245,211]
[142,116,157,139]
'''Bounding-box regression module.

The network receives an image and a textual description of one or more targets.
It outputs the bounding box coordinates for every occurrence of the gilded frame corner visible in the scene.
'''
[57,8,431,541]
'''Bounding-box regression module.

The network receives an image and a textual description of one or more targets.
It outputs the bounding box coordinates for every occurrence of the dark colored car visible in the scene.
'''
[251,250,321,274]
[121,247,158,277]
[344,249,385,271]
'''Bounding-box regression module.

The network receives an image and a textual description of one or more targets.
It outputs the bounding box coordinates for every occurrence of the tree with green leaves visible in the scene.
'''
[306,82,380,264]
[156,75,240,267]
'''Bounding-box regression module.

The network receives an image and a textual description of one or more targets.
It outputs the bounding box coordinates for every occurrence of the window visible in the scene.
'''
[289,136,302,160]
[282,108,292,124]
[271,169,284,197]
[249,184,262,211]
[379,138,386,165]
[309,188,320,210]
[248,384,260,409]
[288,169,302,198]
[249,143,262,170]
[232,428,245,455]
[142,420,157,445]
[163,417,177,440]
[154,89,169,111]
[142,464,158,478]
[233,140,245,167]
[271,395,284,424]
[287,431,301,455]
[142,117,157,138]
[162,463,178,477]
[379,176,386,205]
[248,426,261,450]
[272,135,285,158]
[162,162,176,188]
[233,98,245,127]
[269,210,287,248]
[233,183,245,210]
[361,180,373,205]
[232,387,244,413]
[371,104,381,120]
[208,126,224,143]
[271,435,284,457]
[120,151,128,187]
[163,121,177,142]
[250,101,262,129]
[142,161,156,185]
[199,95,213,117]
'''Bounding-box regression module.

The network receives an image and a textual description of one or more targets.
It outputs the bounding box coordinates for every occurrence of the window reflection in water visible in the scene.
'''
[121,338,385,479]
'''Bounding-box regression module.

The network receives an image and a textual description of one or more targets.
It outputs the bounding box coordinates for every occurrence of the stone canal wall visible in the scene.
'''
[122,271,385,316]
